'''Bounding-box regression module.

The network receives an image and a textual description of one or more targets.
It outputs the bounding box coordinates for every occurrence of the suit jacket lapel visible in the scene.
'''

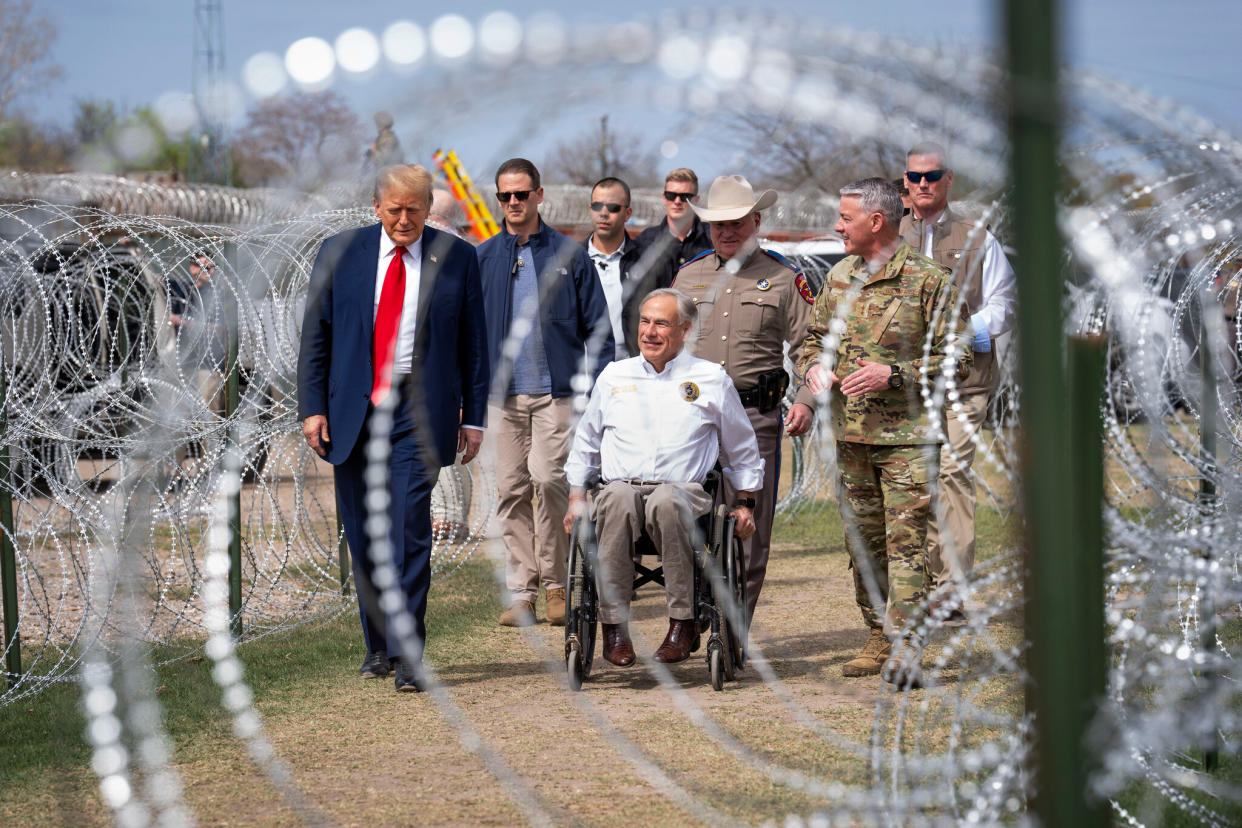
[416,226,445,333]
[356,224,382,344]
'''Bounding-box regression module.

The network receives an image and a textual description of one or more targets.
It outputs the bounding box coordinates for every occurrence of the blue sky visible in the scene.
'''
[35,1,1242,179]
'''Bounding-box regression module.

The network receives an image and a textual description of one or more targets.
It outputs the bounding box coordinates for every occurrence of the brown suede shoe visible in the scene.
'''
[601,623,635,666]
[545,588,566,626]
[499,600,536,627]
[653,618,700,663]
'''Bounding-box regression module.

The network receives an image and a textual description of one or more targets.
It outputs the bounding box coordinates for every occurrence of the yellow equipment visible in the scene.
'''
[433,149,501,242]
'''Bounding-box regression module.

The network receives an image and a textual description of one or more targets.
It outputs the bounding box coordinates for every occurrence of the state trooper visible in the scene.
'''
[673,175,817,626]
[799,177,971,689]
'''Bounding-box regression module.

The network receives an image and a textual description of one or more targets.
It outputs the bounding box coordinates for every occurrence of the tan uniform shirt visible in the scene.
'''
[674,247,816,408]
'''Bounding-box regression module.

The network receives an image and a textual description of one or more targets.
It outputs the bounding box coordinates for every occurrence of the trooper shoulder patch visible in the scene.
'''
[680,381,700,402]
[794,271,815,305]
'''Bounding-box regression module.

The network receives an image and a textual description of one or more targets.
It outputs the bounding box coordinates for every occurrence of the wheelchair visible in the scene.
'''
[564,470,746,691]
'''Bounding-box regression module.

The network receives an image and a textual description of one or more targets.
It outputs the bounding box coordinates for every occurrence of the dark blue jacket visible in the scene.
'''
[477,219,613,397]
[297,223,489,467]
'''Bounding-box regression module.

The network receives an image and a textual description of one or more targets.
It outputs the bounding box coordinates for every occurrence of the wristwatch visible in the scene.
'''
[888,365,903,389]
[735,497,757,509]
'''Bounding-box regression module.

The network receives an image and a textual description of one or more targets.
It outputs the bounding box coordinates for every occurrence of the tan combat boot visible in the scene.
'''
[545,588,567,626]
[499,600,536,627]
[881,636,925,690]
[841,628,891,677]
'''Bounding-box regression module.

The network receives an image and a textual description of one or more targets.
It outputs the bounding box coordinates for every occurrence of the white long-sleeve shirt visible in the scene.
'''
[565,349,764,492]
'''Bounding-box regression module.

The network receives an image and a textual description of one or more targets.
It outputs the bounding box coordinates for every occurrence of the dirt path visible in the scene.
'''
[168,519,945,827]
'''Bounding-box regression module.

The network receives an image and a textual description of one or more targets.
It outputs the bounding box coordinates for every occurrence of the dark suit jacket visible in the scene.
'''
[297,223,489,467]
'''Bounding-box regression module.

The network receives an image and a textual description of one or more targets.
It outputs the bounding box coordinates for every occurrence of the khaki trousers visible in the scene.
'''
[927,390,990,588]
[721,406,779,622]
[592,481,712,624]
[491,394,573,603]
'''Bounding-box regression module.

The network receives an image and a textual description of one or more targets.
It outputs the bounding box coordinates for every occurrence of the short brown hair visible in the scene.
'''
[374,164,433,205]
[664,168,698,191]
[495,157,541,189]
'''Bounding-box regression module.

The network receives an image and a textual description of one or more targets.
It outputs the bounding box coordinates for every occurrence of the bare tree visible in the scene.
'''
[0,0,62,122]
[725,110,906,197]
[231,90,365,189]
[544,115,660,186]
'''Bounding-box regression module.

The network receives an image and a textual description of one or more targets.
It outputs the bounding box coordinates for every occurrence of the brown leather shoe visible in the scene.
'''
[602,623,635,667]
[653,618,700,664]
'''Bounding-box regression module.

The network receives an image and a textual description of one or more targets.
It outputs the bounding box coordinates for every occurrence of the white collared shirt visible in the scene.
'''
[375,230,423,375]
[565,349,764,492]
[587,234,627,359]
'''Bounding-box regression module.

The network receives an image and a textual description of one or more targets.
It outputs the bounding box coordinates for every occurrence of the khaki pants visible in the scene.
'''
[927,390,989,588]
[491,394,573,603]
[592,481,712,624]
[721,406,779,622]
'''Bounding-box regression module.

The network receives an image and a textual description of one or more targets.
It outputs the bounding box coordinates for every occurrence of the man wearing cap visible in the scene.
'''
[635,168,713,291]
[673,174,817,625]
[899,142,1016,615]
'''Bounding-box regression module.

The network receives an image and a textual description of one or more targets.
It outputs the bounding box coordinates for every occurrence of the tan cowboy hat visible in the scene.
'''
[690,175,778,221]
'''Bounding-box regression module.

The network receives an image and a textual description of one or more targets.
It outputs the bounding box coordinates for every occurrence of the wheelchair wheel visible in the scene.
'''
[723,526,747,671]
[565,517,597,690]
[708,641,726,691]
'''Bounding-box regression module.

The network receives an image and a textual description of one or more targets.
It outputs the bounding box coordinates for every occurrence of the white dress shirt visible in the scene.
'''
[375,230,422,376]
[587,234,628,360]
[565,349,764,492]
[921,210,1017,344]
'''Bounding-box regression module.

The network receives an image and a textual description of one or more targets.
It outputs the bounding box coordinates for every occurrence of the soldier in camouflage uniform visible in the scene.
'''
[674,175,818,626]
[799,178,971,689]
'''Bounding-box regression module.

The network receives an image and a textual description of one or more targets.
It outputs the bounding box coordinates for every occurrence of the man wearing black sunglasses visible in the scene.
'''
[899,142,1017,620]
[477,157,615,630]
[634,168,712,290]
[586,176,657,359]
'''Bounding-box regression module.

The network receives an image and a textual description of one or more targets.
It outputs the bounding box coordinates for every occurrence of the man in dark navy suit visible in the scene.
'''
[298,164,489,692]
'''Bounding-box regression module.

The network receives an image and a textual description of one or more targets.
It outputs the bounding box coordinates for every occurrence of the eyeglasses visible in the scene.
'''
[496,190,533,203]
[663,191,695,202]
[590,201,625,214]
[905,169,947,184]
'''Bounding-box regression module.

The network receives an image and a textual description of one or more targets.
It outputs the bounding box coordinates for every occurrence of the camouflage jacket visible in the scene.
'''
[797,243,971,445]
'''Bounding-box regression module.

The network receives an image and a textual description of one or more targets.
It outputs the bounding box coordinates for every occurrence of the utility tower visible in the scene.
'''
[190,0,231,185]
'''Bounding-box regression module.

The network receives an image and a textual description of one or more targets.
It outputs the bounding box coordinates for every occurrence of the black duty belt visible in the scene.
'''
[736,368,790,414]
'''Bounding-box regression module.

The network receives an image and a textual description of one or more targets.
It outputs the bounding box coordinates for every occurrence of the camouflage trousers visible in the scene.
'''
[835,441,939,633]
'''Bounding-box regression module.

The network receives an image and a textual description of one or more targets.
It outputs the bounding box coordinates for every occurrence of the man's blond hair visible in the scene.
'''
[374,164,433,205]
[664,168,699,191]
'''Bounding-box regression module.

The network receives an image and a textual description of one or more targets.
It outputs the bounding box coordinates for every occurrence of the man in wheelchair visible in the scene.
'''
[562,288,764,667]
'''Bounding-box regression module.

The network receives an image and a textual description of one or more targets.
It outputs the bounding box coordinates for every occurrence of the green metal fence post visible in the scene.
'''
[0,357,20,687]
[1005,0,1106,824]
[1199,297,1221,772]
[224,241,243,639]
[1069,335,1108,822]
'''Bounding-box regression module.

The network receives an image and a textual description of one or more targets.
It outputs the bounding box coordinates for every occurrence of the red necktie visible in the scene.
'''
[371,245,407,405]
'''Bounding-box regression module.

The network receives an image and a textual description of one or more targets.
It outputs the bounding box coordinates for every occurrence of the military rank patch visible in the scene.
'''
[756,278,771,291]
[794,271,815,305]
[680,381,700,402]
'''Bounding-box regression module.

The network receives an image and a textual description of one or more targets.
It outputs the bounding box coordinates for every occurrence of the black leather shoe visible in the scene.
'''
[394,658,425,692]
[601,623,635,667]
[360,650,393,678]
[654,618,700,664]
